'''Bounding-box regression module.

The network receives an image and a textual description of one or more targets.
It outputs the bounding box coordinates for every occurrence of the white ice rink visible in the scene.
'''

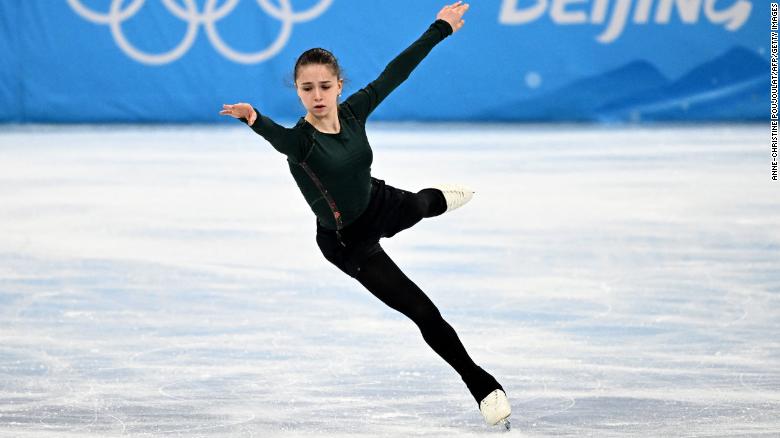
[0,124,777,437]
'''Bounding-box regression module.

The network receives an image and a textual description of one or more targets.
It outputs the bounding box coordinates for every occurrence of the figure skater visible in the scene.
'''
[220,1,511,428]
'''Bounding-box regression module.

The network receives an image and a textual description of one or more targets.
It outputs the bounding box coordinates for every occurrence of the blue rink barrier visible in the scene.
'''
[0,0,766,123]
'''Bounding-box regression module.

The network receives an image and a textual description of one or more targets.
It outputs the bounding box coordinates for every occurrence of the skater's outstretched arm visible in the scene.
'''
[342,1,470,123]
[220,103,309,162]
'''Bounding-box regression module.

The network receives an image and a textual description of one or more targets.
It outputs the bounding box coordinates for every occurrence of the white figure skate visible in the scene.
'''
[479,389,511,430]
[431,184,475,213]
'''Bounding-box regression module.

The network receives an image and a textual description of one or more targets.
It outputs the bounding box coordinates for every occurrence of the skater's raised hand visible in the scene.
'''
[436,1,469,33]
[220,103,257,126]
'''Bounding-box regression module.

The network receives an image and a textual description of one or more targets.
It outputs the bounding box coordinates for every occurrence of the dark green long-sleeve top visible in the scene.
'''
[245,19,453,230]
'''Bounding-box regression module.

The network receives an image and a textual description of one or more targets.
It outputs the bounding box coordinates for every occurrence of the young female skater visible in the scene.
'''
[220,2,511,428]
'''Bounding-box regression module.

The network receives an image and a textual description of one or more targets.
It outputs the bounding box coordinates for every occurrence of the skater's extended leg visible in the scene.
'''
[383,188,447,237]
[416,188,448,218]
[355,250,501,403]
[390,188,448,233]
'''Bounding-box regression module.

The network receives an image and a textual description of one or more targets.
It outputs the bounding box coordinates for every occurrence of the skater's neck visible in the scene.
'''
[305,112,341,134]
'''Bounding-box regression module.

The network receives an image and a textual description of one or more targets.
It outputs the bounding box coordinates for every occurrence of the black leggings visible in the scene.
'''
[355,249,502,404]
[316,178,502,404]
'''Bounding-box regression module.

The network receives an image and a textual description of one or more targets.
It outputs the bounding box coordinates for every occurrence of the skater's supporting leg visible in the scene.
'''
[355,250,500,403]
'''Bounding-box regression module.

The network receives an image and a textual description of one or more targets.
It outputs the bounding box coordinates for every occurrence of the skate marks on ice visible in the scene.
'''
[0,258,271,436]
[371,123,780,436]
[0,255,487,436]
[1,124,779,436]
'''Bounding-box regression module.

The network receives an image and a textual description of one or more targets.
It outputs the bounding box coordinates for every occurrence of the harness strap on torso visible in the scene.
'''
[298,161,344,232]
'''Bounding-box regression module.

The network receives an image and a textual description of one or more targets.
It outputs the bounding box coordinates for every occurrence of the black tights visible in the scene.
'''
[354,189,501,404]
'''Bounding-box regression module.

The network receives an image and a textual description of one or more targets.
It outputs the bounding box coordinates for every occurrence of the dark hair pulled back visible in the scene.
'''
[293,48,344,84]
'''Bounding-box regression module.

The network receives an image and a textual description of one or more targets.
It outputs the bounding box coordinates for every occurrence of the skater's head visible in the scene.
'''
[294,48,344,121]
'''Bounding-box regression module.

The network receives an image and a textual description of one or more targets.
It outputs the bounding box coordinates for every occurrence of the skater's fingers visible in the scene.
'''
[219,109,241,118]
[220,102,254,121]
[436,2,469,29]
[438,2,459,15]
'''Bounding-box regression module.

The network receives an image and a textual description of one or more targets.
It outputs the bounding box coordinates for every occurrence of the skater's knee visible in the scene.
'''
[405,301,443,326]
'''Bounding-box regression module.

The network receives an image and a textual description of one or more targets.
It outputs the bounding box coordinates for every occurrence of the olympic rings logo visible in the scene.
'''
[66,0,333,65]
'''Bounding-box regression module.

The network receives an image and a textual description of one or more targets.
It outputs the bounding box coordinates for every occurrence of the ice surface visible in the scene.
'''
[0,123,777,437]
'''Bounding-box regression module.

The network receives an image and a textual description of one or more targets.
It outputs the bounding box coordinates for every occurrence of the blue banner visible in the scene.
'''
[0,0,766,123]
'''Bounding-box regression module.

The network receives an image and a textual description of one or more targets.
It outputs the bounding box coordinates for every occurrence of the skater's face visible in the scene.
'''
[295,64,343,121]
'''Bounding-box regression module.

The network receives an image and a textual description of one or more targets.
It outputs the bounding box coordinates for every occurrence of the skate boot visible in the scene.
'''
[430,184,475,213]
[479,389,511,430]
